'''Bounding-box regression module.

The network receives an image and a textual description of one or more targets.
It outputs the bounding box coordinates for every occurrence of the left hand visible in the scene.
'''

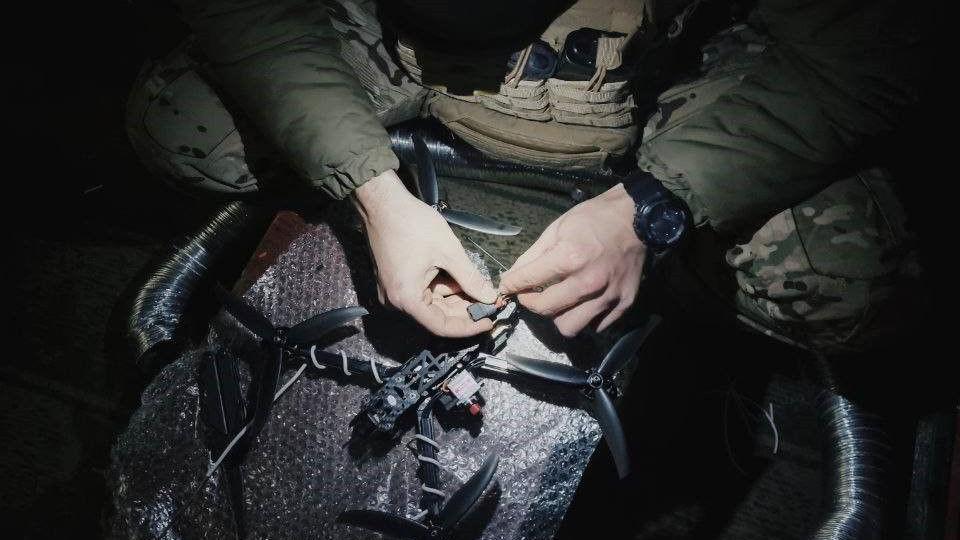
[499,184,647,337]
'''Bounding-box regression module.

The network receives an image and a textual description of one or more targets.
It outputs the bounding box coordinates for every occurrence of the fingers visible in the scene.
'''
[554,295,616,338]
[428,275,462,298]
[597,280,640,332]
[596,299,630,333]
[518,276,601,317]
[404,296,494,337]
[500,246,577,296]
[498,231,563,295]
[507,222,557,273]
[440,247,498,304]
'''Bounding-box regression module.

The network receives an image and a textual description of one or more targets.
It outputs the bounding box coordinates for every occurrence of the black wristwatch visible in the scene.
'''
[622,171,690,252]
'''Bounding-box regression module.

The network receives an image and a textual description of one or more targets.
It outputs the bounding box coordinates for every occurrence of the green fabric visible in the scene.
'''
[174,0,397,199]
[176,0,924,215]
[639,0,923,234]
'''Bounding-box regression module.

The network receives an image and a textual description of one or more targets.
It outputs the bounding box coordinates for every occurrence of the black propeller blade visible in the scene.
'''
[501,316,662,479]
[438,454,500,530]
[286,306,368,346]
[234,344,284,461]
[505,353,630,478]
[504,353,590,386]
[412,133,520,236]
[338,510,431,539]
[214,283,274,341]
[215,284,367,349]
[413,134,440,206]
[213,284,367,463]
[339,454,500,539]
[589,386,630,478]
[442,208,523,237]
[197,350,247,536]
[597,315,662,378]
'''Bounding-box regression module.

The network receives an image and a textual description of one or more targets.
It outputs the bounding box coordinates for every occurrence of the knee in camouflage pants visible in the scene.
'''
[640,24,921,354]
[127,15,919,355]
[125,0,425,195]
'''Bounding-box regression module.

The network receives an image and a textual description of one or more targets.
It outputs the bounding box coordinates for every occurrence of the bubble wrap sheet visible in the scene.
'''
[110,220,604,540]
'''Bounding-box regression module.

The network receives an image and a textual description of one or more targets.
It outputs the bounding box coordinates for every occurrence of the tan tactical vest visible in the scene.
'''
[395,0,654,170]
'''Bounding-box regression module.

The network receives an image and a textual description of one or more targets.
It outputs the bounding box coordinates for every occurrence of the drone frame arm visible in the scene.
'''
[302,348,401,387]
[415,396,444,517]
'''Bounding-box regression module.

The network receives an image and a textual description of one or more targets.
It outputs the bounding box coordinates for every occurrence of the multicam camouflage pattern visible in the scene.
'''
[125,39,265,194]
[638,23,772,227]
[126,0,425,195]
[325,0,428,127]
[726,169,920,353]
[639,24,921,353]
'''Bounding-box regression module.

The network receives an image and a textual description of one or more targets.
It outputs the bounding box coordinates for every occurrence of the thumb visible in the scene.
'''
[441,249,498,304]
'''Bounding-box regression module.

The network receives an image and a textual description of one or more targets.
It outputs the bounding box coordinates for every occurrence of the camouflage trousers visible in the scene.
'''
[127,15,920,355]
[641,24,921,354]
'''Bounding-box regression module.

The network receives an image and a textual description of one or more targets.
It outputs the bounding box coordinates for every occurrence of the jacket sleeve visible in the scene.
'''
[638,0,924,234]
[174,0,397,199]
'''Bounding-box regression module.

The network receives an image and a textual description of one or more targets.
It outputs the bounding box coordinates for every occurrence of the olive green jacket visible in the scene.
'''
[174,0,921,234]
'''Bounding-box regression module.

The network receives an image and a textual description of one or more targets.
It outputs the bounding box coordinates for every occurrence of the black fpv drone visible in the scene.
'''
[191,284,659,539]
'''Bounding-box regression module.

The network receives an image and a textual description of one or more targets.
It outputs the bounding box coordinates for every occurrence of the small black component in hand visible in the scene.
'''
[467,302,499,321]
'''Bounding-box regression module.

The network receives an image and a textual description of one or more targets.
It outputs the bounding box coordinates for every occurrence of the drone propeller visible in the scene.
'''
[213,284,367,460]
[339,454,500,539]
[214,284,367,347]
[504,315,661,478]
[412,134,521,237]
[438,453,500,530]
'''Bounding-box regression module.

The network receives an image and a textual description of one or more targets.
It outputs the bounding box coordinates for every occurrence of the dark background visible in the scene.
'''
[5,1,954,539]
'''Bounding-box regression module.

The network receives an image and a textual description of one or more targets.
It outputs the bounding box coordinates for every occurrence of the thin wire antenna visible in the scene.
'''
[464,235,508,272]
[158,366,307,539]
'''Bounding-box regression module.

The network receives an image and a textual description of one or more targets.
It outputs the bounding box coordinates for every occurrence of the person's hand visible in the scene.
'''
[500,183,646,337]
[353,170,498,337]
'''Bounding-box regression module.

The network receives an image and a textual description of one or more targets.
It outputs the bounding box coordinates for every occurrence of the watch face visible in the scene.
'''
[644,203,687,247]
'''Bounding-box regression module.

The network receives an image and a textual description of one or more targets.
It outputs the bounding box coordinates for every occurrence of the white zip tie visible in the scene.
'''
[409,509,430,522]
[369,355,383,384]
[274,363,307,401]
[340,350,352,376]
[206,366,305,476]
[764,403,780,455]
[312,345,384,384]
[409,434,446,499]
[421,485,446,497]
[413,434,440,449]
[207,423,249,476]
[309,344,326,370]
[417,455,442,468]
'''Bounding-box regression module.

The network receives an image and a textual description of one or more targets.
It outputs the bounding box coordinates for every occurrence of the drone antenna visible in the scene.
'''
[465,235,508,272]
[156,365,309,539]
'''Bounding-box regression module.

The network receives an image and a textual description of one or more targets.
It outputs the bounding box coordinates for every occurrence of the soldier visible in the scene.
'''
[127,0,924,354]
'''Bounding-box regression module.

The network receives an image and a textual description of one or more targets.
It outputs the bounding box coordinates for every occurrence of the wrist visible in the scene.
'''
[621,171,690,252]
[600,183,644,246]
[352,169,408,224]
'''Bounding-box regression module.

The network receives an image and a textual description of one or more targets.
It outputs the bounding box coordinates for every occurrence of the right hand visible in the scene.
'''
[353,170,498,337]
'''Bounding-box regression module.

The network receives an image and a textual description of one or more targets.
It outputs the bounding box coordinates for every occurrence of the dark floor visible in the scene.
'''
[6,6,214,535]
[5,2,956,539]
